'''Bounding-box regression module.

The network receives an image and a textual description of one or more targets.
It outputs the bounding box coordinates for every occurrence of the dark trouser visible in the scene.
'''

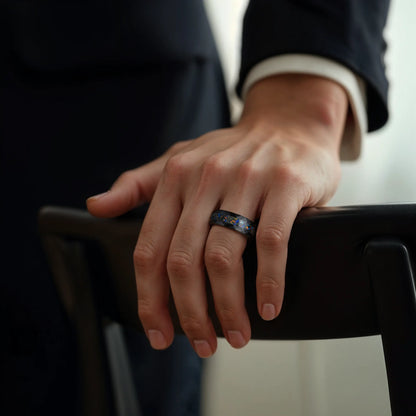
[123,329,203,416]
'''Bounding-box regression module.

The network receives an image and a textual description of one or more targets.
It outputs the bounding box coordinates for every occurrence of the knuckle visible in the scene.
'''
[238,159,261,184]
[273,164,293,182]
[164,154,190,179]
[137,299,155,322]
[180,314,205,335]
[216,305,239,326]
[195,155,228,196]
[167,249,194,278]
[134,241,158,272]
[205,243,234,275]
[202,154,228,179]
[117,169,136,186]
[168,140,190,154]
[257,224,286,252]
[258,275,281,292]
[273,164,305,188]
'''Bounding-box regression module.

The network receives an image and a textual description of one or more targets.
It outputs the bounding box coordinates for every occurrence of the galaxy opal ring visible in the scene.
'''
[209,210,257,238]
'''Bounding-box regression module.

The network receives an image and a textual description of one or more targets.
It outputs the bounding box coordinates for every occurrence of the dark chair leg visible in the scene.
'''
[366,239,416,416]
[42,235,116,416]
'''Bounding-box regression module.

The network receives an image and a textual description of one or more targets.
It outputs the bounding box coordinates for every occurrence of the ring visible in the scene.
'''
[209,210,257,238]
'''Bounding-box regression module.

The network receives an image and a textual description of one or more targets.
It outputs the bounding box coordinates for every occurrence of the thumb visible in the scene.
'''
[86,159,163,218]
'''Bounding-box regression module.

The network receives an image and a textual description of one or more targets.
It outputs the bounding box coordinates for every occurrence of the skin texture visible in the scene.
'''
[87,74,348,358]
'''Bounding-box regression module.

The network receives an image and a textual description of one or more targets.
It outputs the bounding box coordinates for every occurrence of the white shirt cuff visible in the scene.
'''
[241,54,367,161]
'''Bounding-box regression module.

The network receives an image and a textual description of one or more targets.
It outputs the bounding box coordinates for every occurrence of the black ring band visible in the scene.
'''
[209,210,257,238]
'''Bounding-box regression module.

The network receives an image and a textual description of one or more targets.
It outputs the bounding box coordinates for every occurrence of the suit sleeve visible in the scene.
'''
[237,0,391,132]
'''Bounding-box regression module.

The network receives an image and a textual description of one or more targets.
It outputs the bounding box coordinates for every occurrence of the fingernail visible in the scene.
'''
[87,191,110,202]
[227,330,246,349]
[147,329,167,349]
[193,340,213,358]
[261,303,276,321]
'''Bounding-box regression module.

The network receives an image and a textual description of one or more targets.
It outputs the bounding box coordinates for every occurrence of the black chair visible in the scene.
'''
[38,204,416,416]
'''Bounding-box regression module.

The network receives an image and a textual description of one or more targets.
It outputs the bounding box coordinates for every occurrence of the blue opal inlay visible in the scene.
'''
[209,210,257,238]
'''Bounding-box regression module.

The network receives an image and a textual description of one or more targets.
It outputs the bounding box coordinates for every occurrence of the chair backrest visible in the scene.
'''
[38,204,416,416]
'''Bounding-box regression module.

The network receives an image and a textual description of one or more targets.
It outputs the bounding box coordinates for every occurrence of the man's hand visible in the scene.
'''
[87,74,348,358]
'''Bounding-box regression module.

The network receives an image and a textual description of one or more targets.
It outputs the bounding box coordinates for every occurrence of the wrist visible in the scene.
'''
[238,74,348,155]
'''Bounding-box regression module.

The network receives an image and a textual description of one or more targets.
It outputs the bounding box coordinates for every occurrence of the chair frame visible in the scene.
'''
[38,204,416,416]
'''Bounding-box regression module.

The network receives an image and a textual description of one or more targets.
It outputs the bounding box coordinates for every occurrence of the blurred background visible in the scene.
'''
[201,0,416,415]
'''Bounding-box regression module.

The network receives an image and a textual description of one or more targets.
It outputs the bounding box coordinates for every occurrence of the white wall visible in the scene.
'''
[332,0,416,206]
[202,1,416,415]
